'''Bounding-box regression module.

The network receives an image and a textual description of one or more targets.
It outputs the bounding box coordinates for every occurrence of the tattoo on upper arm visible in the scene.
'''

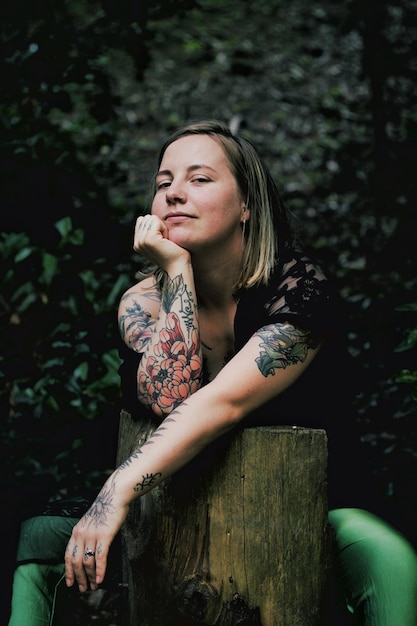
[255,324,319,377]
[119,293,157,352]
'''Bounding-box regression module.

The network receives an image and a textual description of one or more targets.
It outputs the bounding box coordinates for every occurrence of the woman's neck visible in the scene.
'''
[193,255,241,310]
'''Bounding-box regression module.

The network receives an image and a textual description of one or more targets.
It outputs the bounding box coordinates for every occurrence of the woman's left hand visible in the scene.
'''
[64,479,130,592]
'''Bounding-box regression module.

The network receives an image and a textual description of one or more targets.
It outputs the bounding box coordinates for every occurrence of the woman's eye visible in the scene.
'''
[192,177,209,183]
[156,181,171,190]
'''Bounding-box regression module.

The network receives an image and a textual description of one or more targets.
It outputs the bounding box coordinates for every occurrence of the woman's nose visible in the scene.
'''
[166,184,186,204]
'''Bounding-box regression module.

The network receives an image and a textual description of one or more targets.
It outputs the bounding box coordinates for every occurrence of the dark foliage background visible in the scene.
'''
[1,0,416,623]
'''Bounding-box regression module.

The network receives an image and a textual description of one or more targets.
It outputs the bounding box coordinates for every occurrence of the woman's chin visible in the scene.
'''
[166,230,194,251]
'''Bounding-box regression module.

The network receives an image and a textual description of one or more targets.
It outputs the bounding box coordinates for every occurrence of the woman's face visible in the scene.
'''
[151,134,246,253]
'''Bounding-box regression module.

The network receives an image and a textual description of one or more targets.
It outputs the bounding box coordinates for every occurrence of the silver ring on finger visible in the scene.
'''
[84,548,95,558]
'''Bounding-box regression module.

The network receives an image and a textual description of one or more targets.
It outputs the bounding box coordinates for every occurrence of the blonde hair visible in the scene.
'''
[138,120,293,290]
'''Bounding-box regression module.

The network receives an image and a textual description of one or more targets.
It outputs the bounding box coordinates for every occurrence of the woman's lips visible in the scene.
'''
[165,214,194,223]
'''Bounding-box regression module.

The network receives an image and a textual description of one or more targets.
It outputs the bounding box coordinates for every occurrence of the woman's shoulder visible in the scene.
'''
[122,274,160,297]
[119,275,162,313]
[264,246,345,335]
[274,246,332,282]
[236,246,343,343]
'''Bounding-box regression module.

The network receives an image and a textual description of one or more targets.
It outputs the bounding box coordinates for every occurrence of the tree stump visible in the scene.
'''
[116,409,329,626]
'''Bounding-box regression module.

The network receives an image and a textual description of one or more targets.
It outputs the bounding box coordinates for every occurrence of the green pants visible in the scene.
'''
[329,508,417,624]
[8,509,417,625]
[7,516,78,626]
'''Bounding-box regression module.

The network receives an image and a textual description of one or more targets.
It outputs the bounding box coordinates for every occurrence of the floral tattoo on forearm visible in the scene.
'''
[139,275,202,415]
[255,323,319,377]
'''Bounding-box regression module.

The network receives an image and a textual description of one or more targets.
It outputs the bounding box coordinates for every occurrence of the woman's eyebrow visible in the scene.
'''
[156,164,217,179]
[187,164,217,173]
[155,169,172,179]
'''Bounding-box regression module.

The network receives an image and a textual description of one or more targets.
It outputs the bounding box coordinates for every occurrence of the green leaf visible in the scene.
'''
[396,369,417,384]
[396,303,417,312]
[55,216,73,238]
[394,328,417,353]
[73,362,89,381]
[42,252,58,284]
[102,348,122,369]
[15,247,35,262]
[106,274,129,308]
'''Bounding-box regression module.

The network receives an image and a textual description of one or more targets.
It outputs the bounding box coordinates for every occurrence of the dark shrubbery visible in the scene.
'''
[1,0,416,545]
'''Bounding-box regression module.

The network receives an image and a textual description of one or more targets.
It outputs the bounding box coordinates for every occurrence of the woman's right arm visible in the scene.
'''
[118,215,203,417]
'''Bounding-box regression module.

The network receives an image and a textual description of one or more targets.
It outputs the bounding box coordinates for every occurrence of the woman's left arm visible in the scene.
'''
[65,321,321,592]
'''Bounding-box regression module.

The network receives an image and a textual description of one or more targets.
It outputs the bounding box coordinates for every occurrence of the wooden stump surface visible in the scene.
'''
[117,410,329,626]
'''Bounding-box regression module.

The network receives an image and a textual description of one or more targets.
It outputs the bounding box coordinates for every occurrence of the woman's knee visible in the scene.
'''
[16,516,78,564]
[329,508,417,570]
[329,508,417,625]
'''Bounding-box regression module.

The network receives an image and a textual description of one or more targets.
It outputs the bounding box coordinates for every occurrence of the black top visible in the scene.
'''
[118,247,378,512]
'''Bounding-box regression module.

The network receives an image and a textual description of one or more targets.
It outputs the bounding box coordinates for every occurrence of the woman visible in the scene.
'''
[9,120,417,624]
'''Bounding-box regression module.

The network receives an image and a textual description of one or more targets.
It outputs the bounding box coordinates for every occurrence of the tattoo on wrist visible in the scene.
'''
[81,479,116,529]
[162,274,199,336]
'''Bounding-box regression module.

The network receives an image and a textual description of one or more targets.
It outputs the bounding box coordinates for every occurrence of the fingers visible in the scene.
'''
[94,541,109,586]
[133,215,167,254]
[133,215,190,271]
[64,483,129,593]
[65,531,110,592]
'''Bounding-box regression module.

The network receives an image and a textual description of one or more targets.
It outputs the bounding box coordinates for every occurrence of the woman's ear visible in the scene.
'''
[241,204,250,222]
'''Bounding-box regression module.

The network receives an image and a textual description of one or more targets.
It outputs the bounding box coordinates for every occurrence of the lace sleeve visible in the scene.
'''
[264,252,338,337]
